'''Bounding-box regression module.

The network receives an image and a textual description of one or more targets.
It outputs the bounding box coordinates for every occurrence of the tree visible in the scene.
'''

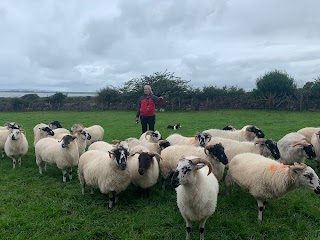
[96,86,122,104]
[255,70,297,109]
[49,92,67,110]
[121,70,192,103]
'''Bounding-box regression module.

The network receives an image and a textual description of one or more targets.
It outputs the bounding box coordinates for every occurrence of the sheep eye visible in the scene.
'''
[304,173,314,180]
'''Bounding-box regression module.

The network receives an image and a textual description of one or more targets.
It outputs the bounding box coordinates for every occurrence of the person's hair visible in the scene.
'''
[144,85,153,94]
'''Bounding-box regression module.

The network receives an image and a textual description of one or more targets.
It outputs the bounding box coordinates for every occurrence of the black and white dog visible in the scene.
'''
[167,123,181,130]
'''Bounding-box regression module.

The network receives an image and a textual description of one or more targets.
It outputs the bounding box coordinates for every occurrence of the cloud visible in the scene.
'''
[0,0,319,92]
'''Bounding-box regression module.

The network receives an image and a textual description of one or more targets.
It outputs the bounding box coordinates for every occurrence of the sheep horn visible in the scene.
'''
[292,139,310,147]
[190,157,213,176]
[129,149,143,157]
[204,145,212,156]
[254,138,267,144]
[112,140,120,144]
[149,152,162,161]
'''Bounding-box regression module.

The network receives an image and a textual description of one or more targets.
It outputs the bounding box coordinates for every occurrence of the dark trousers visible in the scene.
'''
[140,115,155,134]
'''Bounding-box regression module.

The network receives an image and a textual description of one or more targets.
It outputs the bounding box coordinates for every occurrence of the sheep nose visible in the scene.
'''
[11,135,16,140]
[138,169,144,175]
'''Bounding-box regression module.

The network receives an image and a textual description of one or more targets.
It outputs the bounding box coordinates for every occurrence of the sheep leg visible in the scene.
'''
[199,217,208,240]
[62,170,68,182]
[90,187,94,194]
[257,199,266,222]
[18,157,22,167]
[44,163,48,172]
[12,157,16,169]
[115,193,119,204]
[183,217,192,240]
[108,192,115,209]
[161,177,166,191]
[81,182,86,194]
[224,173,233,195]
[68,168,73,180]
[1,150,4,158]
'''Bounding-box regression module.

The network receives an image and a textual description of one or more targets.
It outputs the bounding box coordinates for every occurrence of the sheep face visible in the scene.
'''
[171,159,205,188]
[195,132,211,147]
[137,152,155,175]
[247,126,265,138]
[152,131,162,141]
[264,139,281,160]
[81,130,91,140]
[6,122,20,130]
[109,147,129,170]
[204,144,228,165]
[158,140,170,151]
[10,129,22,140]
[292,164,320,194]
[60,135,76,148]
[49,120,62,129]
[303,144,316,160]
[41,127,55,136]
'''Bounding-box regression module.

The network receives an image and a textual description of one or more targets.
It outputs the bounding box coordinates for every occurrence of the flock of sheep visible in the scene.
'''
[1,121,320,240]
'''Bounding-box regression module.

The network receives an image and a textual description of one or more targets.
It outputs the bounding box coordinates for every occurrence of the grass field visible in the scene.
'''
[0,110,320,240]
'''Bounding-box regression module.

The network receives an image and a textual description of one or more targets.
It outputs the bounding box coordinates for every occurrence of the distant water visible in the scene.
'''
[0,91,97,98]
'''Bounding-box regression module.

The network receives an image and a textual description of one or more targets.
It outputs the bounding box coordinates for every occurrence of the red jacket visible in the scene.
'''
[136,94,164,117]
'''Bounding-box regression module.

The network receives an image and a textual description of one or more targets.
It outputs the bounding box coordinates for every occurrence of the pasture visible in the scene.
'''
[0,110,320,239]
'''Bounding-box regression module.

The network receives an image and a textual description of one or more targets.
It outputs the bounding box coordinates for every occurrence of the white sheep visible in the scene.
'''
[128,145,161,195]
[33,124,55,146]
[297,127,320,141]
[171,156,218,240]
[311,131,320,166]
[77,146,131,208]
[203,125,265,142]
[139,130,162,143]
[225,152,320,222]
[160,144,228,190]
[4,128,29,168]
[35,135,79,182]
[71,124,104,147]
[52,128,71,138]
[126,138,170,153]
[166,132,212,148]
[208,137,280,166]
[0,130,10,158]
[88,140,129,153]
[277,132,316,165]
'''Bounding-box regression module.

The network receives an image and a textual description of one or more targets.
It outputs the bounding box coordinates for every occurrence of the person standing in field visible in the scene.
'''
[135,85,164,134]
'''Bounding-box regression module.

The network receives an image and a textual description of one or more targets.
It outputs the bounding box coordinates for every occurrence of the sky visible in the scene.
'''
[1,0,320,92]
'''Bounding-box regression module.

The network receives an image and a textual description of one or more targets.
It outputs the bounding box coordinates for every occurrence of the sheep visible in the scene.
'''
[171,156,218,240]
[139,130,162,143]
[222,125,237,131]
[126,138,170,154]
[166,132,212,148]
[52,128,70,138]
[277,132,316,165]
[77,146,131,208]
[208,137,280,166]
[48,120,63,129]
[33,124,55,146]
[71,124,104,147]
[225,153,320,222]
[72,130,91,156]
[4,128,29,168]
[167,123,182,130]
[297,127,320,141]
[0,123,22,158]
[311,131,320,167]
[35,135,79,182]
[128,145,161,195]
[203,125,265,142]
[160,143,228,190]
[88,140,129,153]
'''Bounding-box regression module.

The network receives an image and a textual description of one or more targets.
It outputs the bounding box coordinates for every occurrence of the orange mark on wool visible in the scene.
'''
[153,143,157,147]
[268,163,288,172]
[268,164,278,172]
[188,138,195,144]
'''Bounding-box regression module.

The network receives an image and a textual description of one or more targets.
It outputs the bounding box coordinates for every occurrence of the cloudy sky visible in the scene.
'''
[1,0,319,92]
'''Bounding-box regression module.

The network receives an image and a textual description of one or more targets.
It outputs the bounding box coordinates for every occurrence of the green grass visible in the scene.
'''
[0,110,320,239]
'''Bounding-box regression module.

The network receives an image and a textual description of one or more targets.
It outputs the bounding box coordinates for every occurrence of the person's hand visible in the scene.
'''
[159,96,163,100]
[135,117,139,123]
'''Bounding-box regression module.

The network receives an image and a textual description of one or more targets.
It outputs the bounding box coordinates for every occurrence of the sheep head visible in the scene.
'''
[204,143,228,165]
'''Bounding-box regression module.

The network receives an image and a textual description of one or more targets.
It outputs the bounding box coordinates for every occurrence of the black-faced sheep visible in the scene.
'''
[35,135,79,182]
[77,146,131,208]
